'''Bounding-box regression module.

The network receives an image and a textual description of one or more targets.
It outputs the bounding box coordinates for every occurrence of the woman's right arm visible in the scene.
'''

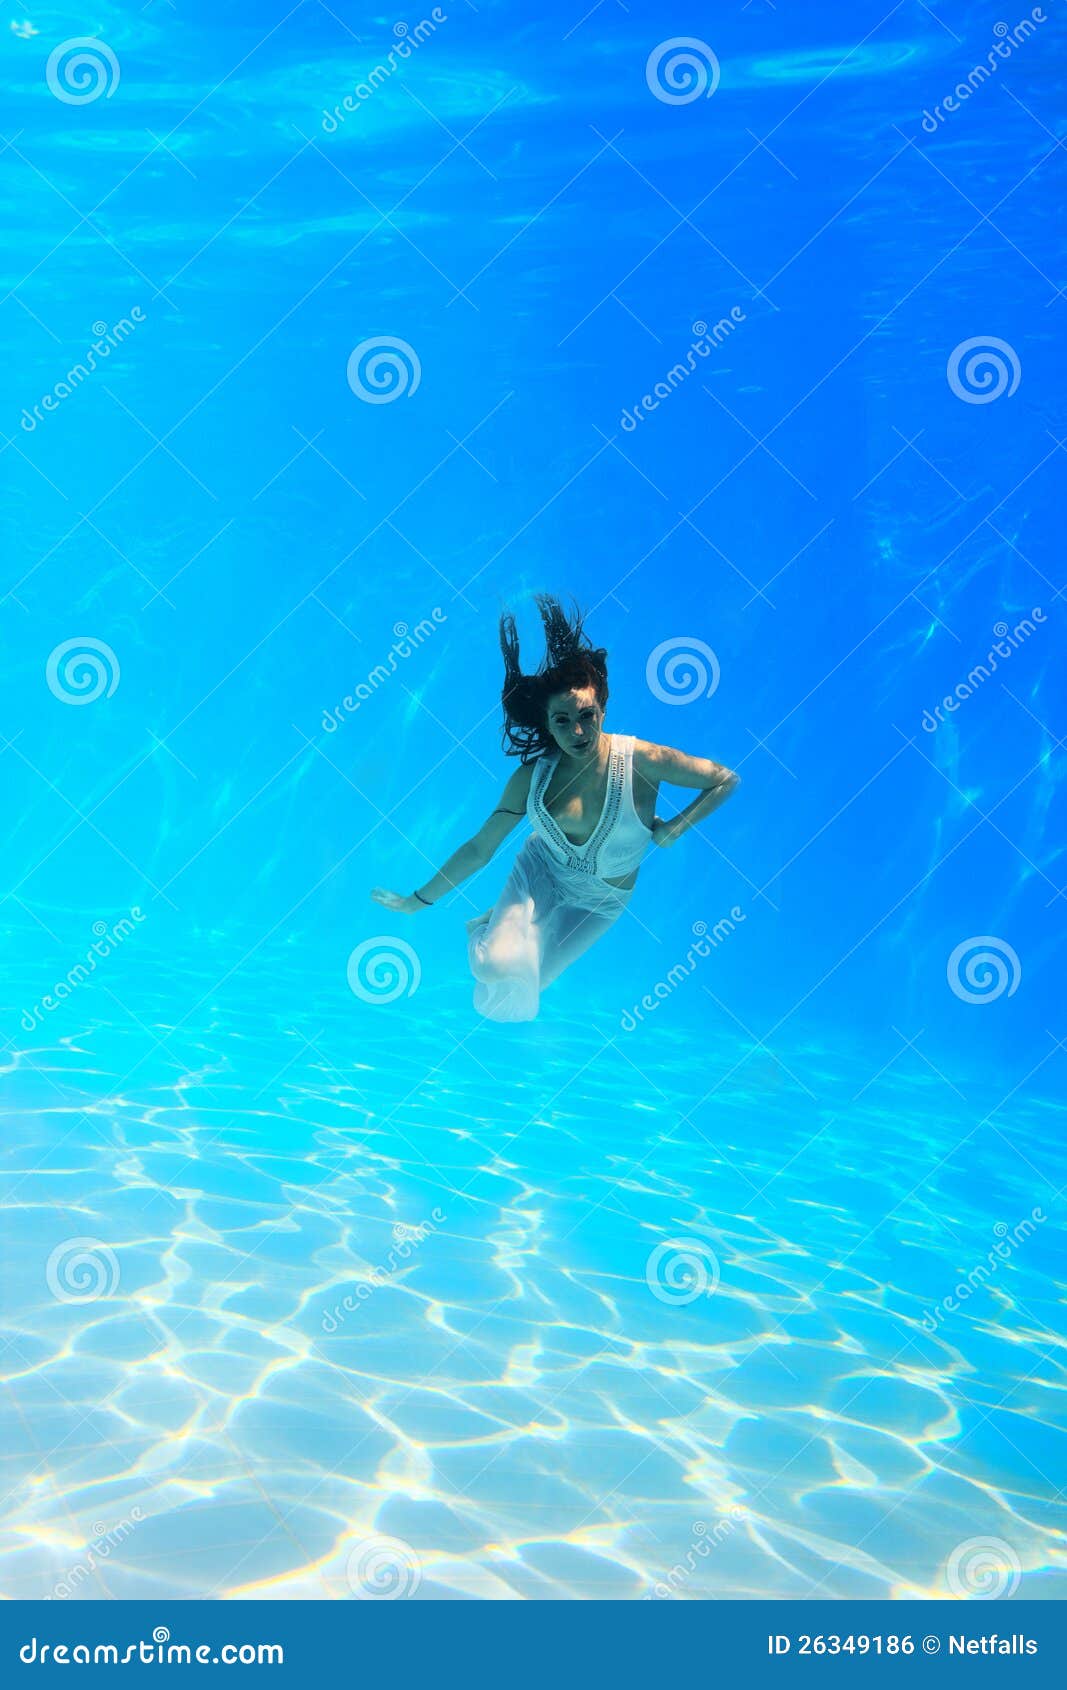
[370,762,533,914]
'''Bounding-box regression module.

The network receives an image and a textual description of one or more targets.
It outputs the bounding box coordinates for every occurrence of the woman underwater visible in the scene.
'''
[370,595,740,1022]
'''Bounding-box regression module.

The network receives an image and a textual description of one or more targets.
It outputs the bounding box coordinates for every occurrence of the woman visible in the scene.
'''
[370,596,740,1022]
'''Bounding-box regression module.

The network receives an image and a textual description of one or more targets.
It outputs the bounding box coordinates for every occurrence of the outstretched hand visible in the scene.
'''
[370,886,426,914]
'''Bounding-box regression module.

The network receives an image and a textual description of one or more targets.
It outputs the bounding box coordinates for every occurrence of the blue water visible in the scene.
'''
[1,0,1064,1601]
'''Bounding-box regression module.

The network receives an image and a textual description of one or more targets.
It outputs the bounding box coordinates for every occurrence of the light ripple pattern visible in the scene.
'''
[1,950,1064,1601]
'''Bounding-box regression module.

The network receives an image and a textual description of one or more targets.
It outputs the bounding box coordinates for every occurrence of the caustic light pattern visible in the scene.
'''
[1,0,1064,1603]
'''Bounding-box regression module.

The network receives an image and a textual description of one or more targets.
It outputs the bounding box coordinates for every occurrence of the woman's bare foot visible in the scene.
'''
[465,908,493,936]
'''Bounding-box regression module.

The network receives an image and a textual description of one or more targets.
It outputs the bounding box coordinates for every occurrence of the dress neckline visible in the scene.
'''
[542,733,615,853]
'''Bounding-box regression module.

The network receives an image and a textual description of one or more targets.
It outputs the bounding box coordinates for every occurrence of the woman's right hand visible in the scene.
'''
[370,887,428,914]
[650,816,680,849]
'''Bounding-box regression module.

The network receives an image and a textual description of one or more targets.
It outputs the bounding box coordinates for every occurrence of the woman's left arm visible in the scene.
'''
[635,741,741,848]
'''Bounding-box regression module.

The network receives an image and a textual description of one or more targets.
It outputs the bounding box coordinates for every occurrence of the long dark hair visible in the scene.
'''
[499,594,609,761]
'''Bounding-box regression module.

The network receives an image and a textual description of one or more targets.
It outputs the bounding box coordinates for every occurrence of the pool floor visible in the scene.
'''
[1,964,1064,1600]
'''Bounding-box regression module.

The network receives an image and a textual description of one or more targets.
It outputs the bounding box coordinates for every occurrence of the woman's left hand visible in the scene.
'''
[651,816,680,849]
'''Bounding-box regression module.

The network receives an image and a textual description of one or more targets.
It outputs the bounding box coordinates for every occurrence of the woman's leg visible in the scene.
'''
[468,853,543,1023]
[469,848,632,1022]
[538,894,630,993]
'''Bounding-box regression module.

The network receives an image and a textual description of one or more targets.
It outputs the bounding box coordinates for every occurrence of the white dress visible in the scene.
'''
[468,734,652,1022]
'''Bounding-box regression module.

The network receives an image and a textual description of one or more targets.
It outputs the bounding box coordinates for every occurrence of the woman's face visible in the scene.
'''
[545,686,604,760]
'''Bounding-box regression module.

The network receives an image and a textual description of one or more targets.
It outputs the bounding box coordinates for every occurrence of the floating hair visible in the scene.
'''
[498,594,608,762]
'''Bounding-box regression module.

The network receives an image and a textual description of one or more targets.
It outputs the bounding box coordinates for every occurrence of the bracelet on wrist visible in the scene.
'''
[413,889,433,906]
